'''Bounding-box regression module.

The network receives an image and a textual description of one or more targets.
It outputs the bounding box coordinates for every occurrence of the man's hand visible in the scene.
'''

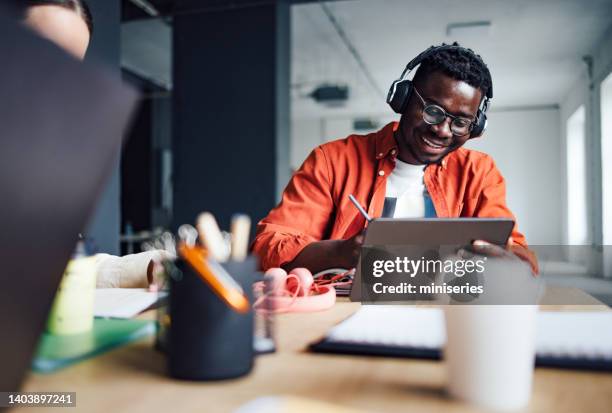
[282,231,365,274]
[469,238,539,275]
[336,231,365,268]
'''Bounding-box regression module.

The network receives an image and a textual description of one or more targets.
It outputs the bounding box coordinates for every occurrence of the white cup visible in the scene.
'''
[444,305,538,411]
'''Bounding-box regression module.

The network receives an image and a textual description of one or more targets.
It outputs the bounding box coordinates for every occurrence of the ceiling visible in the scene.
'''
[119,0,612,118]
[292,0,612,119]
[121,0,175,21]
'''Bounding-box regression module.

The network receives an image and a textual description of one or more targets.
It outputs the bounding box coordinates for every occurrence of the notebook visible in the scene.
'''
[33,319,154,373]
[94,289,168,319]
[311,306,612,371]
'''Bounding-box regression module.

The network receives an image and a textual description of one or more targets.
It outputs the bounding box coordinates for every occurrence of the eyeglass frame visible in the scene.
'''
[412,86,476,136]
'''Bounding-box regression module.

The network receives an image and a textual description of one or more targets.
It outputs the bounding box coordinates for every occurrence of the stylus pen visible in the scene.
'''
[348,194,372,222]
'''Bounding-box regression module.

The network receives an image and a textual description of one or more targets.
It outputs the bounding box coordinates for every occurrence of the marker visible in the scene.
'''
[230,214,251,262]
[348,194,372,222]
[178,224,198,247]
[196,212,230,262]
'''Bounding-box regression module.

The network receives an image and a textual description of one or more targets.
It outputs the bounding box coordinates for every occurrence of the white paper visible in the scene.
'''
[94,288,167,319]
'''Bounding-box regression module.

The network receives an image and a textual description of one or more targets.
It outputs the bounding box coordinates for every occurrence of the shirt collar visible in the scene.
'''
[378,121,449,169]
[375,122,399,160]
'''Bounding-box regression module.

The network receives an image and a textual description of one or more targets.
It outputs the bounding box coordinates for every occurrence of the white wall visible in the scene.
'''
[466,108,562,244]
[290,114,396,169]
[291,108,563,244]
[290,118,321,171]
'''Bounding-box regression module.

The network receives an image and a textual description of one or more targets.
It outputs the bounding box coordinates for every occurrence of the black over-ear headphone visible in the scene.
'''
[386,45,493,138]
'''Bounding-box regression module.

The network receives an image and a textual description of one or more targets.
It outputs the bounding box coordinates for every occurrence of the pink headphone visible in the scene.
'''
[253,267,337,313]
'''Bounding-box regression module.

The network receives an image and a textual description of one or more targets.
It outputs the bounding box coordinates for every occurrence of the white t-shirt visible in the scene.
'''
[384,159,431,218]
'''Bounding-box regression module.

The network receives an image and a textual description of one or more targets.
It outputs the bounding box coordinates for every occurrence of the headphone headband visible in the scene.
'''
[397,45,493,99]
[387,44,493,138]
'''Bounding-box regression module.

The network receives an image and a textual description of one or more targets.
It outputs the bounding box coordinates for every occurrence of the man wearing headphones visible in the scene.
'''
[253,43,536,274]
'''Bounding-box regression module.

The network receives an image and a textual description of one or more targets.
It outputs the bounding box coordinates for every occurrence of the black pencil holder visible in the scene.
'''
[167,256,256,381]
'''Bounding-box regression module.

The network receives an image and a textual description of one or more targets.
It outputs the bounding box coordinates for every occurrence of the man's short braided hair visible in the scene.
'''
[413,42,492,96]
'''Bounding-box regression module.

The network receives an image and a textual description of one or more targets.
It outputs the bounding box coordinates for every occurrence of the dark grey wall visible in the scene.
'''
[84,0,122,254]
[151,96,173,228]
[173,1,290,235]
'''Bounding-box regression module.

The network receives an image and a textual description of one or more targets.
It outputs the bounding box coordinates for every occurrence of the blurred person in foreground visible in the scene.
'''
[20,0,170,288]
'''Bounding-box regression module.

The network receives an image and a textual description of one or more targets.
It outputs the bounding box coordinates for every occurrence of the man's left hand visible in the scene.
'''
[469,238,539,275]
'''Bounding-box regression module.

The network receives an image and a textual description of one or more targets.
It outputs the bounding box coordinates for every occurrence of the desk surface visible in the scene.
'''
[19,287,612,413]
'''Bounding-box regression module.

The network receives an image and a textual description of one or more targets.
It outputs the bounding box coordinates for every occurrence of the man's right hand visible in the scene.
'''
[336,231,365,268]
[282,231,365,274]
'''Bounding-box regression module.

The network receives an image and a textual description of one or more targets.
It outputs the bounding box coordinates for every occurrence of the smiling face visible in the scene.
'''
[24,5,90,60]
[394,71,483,165]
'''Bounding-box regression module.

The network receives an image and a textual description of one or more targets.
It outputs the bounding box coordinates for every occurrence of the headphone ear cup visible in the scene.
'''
[387,80,413,114]
[470,110,487,138]
[264,268,287,294]
[287,268,313,297]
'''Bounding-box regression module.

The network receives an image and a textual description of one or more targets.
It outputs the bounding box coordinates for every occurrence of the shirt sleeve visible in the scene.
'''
[95,250,172,288]
[475,157,538,272]
[252,146,335,270]
[474,156,526,245]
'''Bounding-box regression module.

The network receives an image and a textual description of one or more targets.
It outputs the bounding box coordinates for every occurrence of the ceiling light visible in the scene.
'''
[446,21,492,38]
[353,118,379,131]
[310,84,349,107]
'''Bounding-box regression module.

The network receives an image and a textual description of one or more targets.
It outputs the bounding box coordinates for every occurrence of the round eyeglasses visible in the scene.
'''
[413,87,475,136]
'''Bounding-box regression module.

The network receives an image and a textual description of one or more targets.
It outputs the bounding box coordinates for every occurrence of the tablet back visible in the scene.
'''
[349,218,514,301]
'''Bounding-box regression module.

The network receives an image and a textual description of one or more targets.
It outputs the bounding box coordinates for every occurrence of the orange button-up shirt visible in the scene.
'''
[253,122,528,270]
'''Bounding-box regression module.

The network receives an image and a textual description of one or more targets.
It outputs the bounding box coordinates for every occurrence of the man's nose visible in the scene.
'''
[430,117,454,140]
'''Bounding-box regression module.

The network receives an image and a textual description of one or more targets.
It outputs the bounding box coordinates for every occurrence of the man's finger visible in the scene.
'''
[471,239,509,257]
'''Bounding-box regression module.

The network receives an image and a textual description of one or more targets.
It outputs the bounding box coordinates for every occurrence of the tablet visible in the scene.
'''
[349,218,514,301]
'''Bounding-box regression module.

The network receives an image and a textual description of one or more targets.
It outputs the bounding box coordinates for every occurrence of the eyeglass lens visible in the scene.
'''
[423,105,472,135]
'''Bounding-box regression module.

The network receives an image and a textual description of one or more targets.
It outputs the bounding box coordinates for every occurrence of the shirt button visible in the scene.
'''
[378,152,383,158]
[378,170,385,176]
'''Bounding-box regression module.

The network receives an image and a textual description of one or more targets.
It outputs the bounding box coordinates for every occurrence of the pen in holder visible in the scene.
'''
[167,252,256,381]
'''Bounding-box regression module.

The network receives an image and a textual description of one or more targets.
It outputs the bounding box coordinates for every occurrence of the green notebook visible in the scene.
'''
[32,318,155,373]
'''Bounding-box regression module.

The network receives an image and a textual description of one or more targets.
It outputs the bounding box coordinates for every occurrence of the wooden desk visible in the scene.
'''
[19,287,612,413]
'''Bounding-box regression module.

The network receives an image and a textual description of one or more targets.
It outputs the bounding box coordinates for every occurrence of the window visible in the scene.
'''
[566,105,587,245]
[601,73,612,245]
[601,72,612,278]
